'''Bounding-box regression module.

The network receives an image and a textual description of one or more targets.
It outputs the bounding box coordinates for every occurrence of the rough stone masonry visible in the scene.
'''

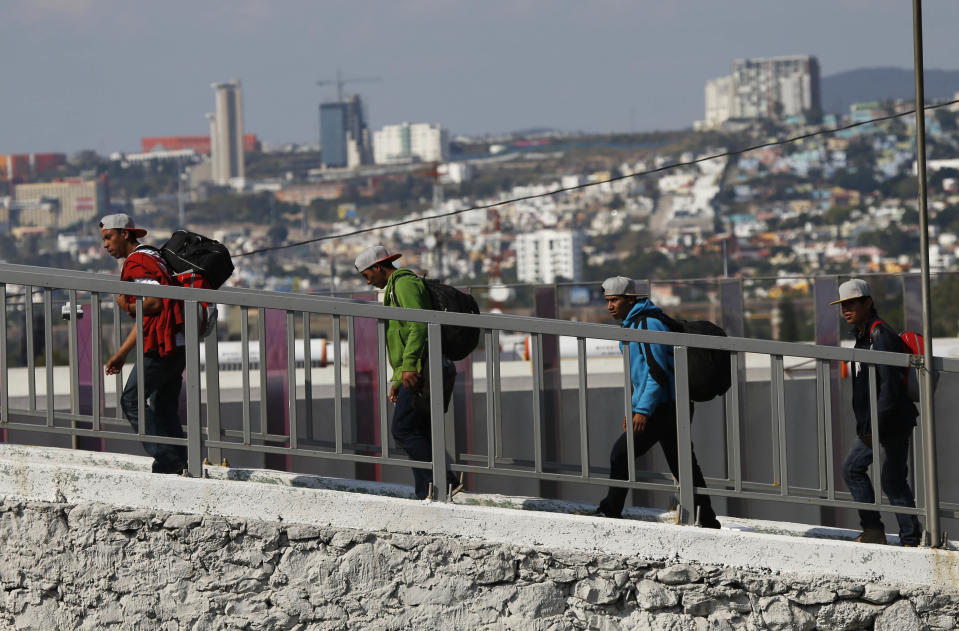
[1,498,957,631]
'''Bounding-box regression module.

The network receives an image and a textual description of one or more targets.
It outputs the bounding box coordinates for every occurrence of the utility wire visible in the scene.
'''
[237,98,959,258]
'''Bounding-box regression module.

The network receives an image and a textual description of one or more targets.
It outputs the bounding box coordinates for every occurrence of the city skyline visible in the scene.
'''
[3,0,959,154]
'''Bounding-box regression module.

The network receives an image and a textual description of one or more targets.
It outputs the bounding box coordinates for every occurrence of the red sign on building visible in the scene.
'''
[141,135,261,154]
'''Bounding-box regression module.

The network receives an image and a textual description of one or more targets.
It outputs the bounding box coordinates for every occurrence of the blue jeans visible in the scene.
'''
[842,435,921,545]
[391,383,457,500]
[121,349,187,469]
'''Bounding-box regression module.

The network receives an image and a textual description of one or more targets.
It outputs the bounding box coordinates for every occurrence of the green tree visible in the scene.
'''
[833,168,877,194]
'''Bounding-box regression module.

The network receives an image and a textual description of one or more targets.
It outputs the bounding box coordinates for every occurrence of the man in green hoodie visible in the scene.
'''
[355,244,459,499]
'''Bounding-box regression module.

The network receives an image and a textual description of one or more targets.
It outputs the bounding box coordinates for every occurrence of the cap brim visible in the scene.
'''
[101,225,147,237]
[376,253,401,265]
[829,296,865,305]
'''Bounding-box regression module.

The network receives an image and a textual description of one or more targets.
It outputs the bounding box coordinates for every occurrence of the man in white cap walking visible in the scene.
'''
[354,244,459,499]
[586,276,720,527]
[832,278,920,545]
[100,213,187,474]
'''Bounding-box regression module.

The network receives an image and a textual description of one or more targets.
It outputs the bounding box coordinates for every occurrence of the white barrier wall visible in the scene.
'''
[0,445,956,630]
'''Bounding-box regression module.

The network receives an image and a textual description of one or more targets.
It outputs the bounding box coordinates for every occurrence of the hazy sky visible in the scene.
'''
[3,0,959,155]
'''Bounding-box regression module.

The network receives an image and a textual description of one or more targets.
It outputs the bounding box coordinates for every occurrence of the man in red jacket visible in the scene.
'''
[100,213,187,474]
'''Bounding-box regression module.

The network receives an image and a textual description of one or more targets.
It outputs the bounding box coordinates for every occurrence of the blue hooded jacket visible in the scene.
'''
[620,298,675,415]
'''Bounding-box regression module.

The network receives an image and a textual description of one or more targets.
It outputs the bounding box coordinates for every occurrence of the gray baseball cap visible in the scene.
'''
[830,278,871,305]
[99,213,147,238]
[354,244,401,272]
[602,276,645,297]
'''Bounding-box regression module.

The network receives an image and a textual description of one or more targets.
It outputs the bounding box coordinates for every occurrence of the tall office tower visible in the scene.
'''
[514,230,585,284]
[373,122,449,164]
[703,55,820,127]
[320,94,372,169]
[209,80,245,185]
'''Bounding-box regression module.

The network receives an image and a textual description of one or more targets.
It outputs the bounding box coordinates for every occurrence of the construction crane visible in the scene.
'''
[316,70,382,103]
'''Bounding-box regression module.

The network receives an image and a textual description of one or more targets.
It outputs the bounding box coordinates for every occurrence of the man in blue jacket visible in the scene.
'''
[589,276,720,528]
[834,278,920,546]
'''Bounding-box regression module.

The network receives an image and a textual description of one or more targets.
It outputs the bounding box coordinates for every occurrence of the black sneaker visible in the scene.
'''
[575,507,621,519]
[151,460,186,475]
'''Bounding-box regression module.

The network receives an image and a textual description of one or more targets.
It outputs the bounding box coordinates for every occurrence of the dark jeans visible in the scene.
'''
[599,401,719,527]
[842,435,921,545]
[392,361,457,499]
[120,349,187,469]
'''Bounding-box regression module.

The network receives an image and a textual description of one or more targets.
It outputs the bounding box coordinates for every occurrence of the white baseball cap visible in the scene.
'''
[354,244,401,272]
[602,276,645,297]
[99,213,147,238]
[830,278,872,305]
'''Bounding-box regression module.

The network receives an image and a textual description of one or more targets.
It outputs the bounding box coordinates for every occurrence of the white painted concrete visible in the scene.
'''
[0,444,957,592]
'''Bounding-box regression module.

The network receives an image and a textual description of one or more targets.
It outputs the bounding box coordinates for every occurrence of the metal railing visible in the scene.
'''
[0,262,954,545]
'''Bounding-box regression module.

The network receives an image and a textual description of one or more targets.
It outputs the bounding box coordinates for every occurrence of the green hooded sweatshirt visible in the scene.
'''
[383,268,431,384]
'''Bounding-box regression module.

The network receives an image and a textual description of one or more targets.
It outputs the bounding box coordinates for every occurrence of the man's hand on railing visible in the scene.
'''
[105,352,127,376]
[623,412,648,434]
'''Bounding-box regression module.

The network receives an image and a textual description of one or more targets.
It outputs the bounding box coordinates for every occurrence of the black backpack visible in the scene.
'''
[422,278,480,361]
[390,274,480,361]
[159,230,234,289]
[636,313,731,402]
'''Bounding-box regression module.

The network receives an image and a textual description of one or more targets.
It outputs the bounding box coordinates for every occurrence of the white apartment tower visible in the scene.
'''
[704,56,820,128]
[373,123,449,164]
[514,230,584,284]
[208,80,245,186]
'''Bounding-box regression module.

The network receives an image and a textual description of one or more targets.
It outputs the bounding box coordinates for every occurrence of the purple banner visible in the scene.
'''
[352,294,381,481]
[264,309,291,471]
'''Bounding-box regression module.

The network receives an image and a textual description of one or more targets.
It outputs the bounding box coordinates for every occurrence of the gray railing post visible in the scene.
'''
[622,344,637,489]
[720,278,744,488]
[0,285,7,426]
[43,288,54,427]
[135,298,146,435]
[918,355,941,545]
[673,345,695,525]
[184,299,203,477]
[204,323,222,465]
[427,323,448,501]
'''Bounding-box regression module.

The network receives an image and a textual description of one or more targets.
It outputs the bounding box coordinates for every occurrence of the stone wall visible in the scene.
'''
[1,498,956,631]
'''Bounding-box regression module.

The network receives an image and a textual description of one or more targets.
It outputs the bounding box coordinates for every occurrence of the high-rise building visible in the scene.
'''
[208,80,245,185]
[373,123,449,164]
[704,76,735,128]
[320,94,372,169]
[703,55,820,128]
[514,230,584,284]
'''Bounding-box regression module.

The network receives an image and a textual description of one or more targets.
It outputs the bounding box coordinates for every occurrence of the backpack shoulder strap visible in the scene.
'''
[634,316,670,387]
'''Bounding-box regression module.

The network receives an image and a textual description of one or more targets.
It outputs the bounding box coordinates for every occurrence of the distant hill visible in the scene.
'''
[822,67,959,114]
